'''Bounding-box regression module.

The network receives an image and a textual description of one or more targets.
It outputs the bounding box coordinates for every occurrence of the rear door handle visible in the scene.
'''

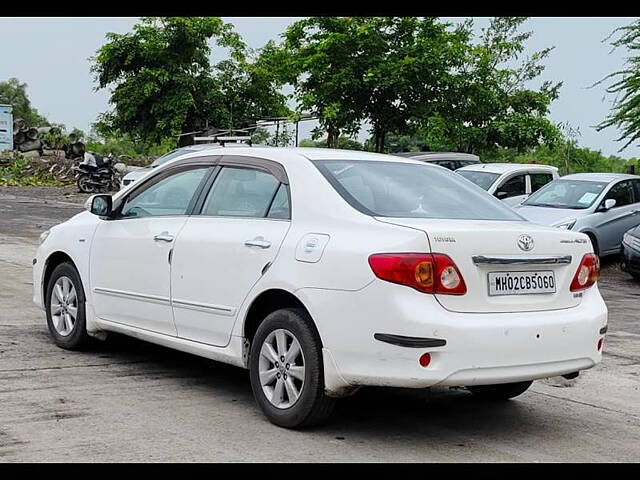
[244,237,271,249]
[154,232,174,243]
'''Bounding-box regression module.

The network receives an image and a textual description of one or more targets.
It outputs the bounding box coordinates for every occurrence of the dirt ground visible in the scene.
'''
[0,186,639,462]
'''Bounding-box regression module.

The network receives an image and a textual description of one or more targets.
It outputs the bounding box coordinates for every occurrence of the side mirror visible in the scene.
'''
[598,198,617,212]
[86,194,113,217]
[496,191,508,199]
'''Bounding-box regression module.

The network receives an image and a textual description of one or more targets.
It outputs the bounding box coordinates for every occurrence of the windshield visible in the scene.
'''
[150,148,196,167]
[457,170,500,191]
[523,179,608,209]
[314,160,523,221]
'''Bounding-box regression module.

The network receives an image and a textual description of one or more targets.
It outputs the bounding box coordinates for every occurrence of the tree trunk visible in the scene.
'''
[327,126,339,148]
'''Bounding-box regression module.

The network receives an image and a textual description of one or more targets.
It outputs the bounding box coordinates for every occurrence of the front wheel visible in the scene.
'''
[467,381,532,400]
[249,308,336,428]
[45,262,90,350]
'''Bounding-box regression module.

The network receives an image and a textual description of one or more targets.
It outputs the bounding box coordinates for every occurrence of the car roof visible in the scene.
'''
[393,151,480,162]
[457,163,559,174]
[561,172,640,183]
[172,145,433,167]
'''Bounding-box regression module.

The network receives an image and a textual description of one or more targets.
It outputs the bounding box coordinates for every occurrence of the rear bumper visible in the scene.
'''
[298,280,607,392]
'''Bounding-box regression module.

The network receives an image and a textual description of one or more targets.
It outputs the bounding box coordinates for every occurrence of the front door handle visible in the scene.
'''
[154,232,174,243]
[244,237,271,249]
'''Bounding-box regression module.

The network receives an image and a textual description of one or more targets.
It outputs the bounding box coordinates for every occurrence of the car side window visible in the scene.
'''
[266,184,291,219]
[632,179,640,203]
[120,167,208,218]
[605,180,634,208]
[434,160,457,171]
[498,174,526,198]
[201,166,281,218]
[530,173,554,193]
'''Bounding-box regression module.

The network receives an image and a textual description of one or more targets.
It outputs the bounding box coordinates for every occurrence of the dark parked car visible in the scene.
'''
[621,224,640,280]
[393,152,480,171]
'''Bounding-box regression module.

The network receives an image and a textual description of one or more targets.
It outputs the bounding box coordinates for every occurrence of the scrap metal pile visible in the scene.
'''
[12,118,86,161]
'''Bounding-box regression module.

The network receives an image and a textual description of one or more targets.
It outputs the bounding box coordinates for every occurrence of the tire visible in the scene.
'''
[77,175,95,193]
[467,380,532,400]
[587,233,600,257]
[45,262,90,350]
[249,308,337,428]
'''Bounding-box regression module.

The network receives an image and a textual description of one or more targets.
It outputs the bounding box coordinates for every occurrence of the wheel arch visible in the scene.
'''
[42,251,78,304]
[581,230,600,256]
[242,288,322,349]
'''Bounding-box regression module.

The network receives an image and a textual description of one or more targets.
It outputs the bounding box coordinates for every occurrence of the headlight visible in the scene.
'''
[39,229,51,245]
[555,219,576,230]
[623,232,636,246]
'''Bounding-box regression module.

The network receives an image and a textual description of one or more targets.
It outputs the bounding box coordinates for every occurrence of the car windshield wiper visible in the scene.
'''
[524,202,577,209]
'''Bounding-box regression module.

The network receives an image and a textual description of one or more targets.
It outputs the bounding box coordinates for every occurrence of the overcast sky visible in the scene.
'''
[0,16,638,158]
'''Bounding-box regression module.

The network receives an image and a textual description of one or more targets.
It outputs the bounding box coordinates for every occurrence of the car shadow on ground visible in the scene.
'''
[88,332,544,437]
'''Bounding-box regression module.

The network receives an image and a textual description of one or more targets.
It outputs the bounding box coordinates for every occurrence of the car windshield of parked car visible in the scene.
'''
[456,170,501,191]
[523,179,609,209]
[150,148,196,168]
[314,160,523,221]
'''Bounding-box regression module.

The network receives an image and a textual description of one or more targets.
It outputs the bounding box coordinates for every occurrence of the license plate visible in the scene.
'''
[488,271,556,296]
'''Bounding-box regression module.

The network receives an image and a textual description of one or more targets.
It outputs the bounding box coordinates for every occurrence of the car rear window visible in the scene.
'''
[314,160,523,221]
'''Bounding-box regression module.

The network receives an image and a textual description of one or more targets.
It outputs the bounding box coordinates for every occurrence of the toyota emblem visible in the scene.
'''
[517,234,534,252]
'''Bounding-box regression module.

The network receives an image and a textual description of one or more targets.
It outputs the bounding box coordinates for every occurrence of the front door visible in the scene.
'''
[90,165,210,335]
[595,180,640,254]
[170,164,291,346]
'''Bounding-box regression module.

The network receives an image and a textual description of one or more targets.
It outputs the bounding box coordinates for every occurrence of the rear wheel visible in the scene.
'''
[249,308,336,428]
[77,175,95,193]
[467,381,532,400]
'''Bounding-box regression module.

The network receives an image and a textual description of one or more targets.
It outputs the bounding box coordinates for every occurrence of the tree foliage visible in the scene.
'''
[595,19,640,152]
[0,78,49,126]
[421,17,561,155]
[92,17,289,144]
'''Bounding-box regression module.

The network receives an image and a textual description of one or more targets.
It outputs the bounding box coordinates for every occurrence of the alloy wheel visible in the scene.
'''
[258,328,306,409]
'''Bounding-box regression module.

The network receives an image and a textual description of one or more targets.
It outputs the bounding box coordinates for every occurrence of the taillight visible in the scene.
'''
[570,253,600,292]
[368,253,467,295]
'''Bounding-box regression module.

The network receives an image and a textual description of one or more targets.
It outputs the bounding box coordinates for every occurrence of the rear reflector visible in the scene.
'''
[419,353,431,367]
[368,253,467,295]
[570,253,600,292]
[597,338,603,352]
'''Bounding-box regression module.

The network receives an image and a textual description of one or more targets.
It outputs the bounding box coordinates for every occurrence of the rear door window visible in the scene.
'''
[200,166,282,218]
[530,173,554,193]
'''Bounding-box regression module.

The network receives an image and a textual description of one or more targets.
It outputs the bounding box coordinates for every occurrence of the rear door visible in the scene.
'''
[170,158,291,346]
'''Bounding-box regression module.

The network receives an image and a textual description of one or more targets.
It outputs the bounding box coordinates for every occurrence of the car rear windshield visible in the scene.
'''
[456,170,500,191]
[523,179,608,209]
[314,160,523,221]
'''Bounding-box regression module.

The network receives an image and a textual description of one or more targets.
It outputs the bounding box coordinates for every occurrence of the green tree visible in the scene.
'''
[595,19,640,152]
[423,17,561,155]
[93,17,288,144]
[269,18,375,148]
[0,78,49,126]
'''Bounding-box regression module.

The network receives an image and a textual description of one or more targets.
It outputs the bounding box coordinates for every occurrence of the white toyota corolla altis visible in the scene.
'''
[33,147,607,428]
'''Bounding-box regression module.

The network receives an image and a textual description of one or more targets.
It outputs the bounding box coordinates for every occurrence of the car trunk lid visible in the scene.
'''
[375,217,592,313]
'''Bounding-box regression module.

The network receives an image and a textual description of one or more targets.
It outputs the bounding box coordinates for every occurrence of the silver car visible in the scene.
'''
[514,173,640,256]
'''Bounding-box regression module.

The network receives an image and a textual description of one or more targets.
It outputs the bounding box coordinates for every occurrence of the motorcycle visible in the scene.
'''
[75,152,121,193]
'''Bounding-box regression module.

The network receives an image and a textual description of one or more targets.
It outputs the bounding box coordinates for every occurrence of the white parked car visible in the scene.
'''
[457,163,560,207]
[34,147,607,428]
[119,144,224,190]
